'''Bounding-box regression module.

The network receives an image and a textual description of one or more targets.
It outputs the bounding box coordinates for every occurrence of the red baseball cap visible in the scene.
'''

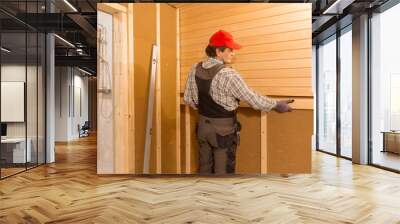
[209,30,242,50]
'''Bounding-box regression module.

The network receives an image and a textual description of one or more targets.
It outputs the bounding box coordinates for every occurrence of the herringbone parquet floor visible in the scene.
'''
[1,134,400,224]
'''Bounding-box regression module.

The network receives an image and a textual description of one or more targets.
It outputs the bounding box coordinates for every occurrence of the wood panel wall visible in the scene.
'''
[132,4,158,174]
[179,3,312,102]
[97,4,134,174]
[97,3,313,174]
[160,4,178,173]
[177,3,313,173]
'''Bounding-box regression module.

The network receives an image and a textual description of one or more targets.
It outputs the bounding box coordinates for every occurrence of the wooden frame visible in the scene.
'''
[98,3,135,174]
[261,112,267,174]
[156,3,162,174]
[176,8,182,174]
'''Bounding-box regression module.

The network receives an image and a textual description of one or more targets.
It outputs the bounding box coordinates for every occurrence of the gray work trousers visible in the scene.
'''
[196,115,238,174]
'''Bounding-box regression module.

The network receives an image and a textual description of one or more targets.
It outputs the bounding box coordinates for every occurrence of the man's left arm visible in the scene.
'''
[228,71,277,112]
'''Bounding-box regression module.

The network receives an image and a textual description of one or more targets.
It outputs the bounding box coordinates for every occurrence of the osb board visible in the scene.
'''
[179,3,312,97]
[266,110,313,173]
[236,108,261,173]
[133,4,157,173]
[160,4,178,173]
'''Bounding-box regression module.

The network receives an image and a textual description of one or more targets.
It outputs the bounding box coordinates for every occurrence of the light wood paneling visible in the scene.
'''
[113,11,131,174]
[132,4,157,174]
[160,4,178,174]
[261,112,267,174]
[180,105,187,173]
[97,3,313,174]
[156,4,162,174]
[179,3,312,98]
[127,4,135,173]
[97,3,127,14]
[185,106,191,174]
[176,8,181,174]
[179,3,312,174]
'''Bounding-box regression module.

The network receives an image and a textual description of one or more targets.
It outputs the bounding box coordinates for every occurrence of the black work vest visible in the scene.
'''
[195,62,237,118]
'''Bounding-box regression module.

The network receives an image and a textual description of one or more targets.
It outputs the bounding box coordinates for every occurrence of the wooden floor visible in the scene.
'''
[373,150,400,171]
[1,135,400,223]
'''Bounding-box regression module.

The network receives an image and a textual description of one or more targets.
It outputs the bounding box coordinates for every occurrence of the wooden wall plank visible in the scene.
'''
[160,4,178,174]
[113,11,130,174]
[180,105,186,173]
[185,105,191,174]
[133,4,157,173]
[121,11,129,173]
[113,13,122,173]
[261,112,267,174]
[190,109,199,173]
[180,20,310,49]
[180,4,283,26]
[176,8,181,174]
[180,6,309,34]
[97,3,127,14]
[127,4,135,173]
[181,37,311,62]
[156,3,162,174]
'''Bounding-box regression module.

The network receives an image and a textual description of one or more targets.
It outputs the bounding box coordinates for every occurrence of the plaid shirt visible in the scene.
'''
[183,57,277,112]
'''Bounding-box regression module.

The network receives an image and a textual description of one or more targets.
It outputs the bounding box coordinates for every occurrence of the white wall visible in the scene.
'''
[1,65,33,138]
[1,64,46,164]
[55,67,89,141]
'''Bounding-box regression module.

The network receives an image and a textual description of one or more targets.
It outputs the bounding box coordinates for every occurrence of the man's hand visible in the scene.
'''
[274,99,294,113]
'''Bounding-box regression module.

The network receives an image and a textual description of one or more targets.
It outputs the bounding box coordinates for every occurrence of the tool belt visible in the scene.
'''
[198,115,241,147]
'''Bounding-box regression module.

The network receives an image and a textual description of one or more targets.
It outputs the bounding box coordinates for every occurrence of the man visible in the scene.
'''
[183,30,293,175]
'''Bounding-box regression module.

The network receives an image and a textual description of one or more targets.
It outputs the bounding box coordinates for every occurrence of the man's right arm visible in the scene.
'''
[183,64,198,110]
[228,71,293,113]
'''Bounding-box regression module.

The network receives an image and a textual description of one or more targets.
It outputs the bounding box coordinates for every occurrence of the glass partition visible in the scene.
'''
[317,35,337,155]
[371,3,400,171]
[1,31,28,177]
[0,0,46,179]
[339,26,352,158]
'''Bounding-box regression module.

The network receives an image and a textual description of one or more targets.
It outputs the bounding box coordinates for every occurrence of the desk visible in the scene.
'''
[382,131,400,154]
[1,138,31,163]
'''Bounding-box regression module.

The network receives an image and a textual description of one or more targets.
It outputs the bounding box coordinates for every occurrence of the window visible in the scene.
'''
[339,26,352,158]
[371,3,400,171]
[0,1,47,179]
[317,35,337,155]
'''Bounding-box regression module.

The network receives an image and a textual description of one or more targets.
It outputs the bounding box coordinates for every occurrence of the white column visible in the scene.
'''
[352,14,369,164]
[46,32,55,163]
